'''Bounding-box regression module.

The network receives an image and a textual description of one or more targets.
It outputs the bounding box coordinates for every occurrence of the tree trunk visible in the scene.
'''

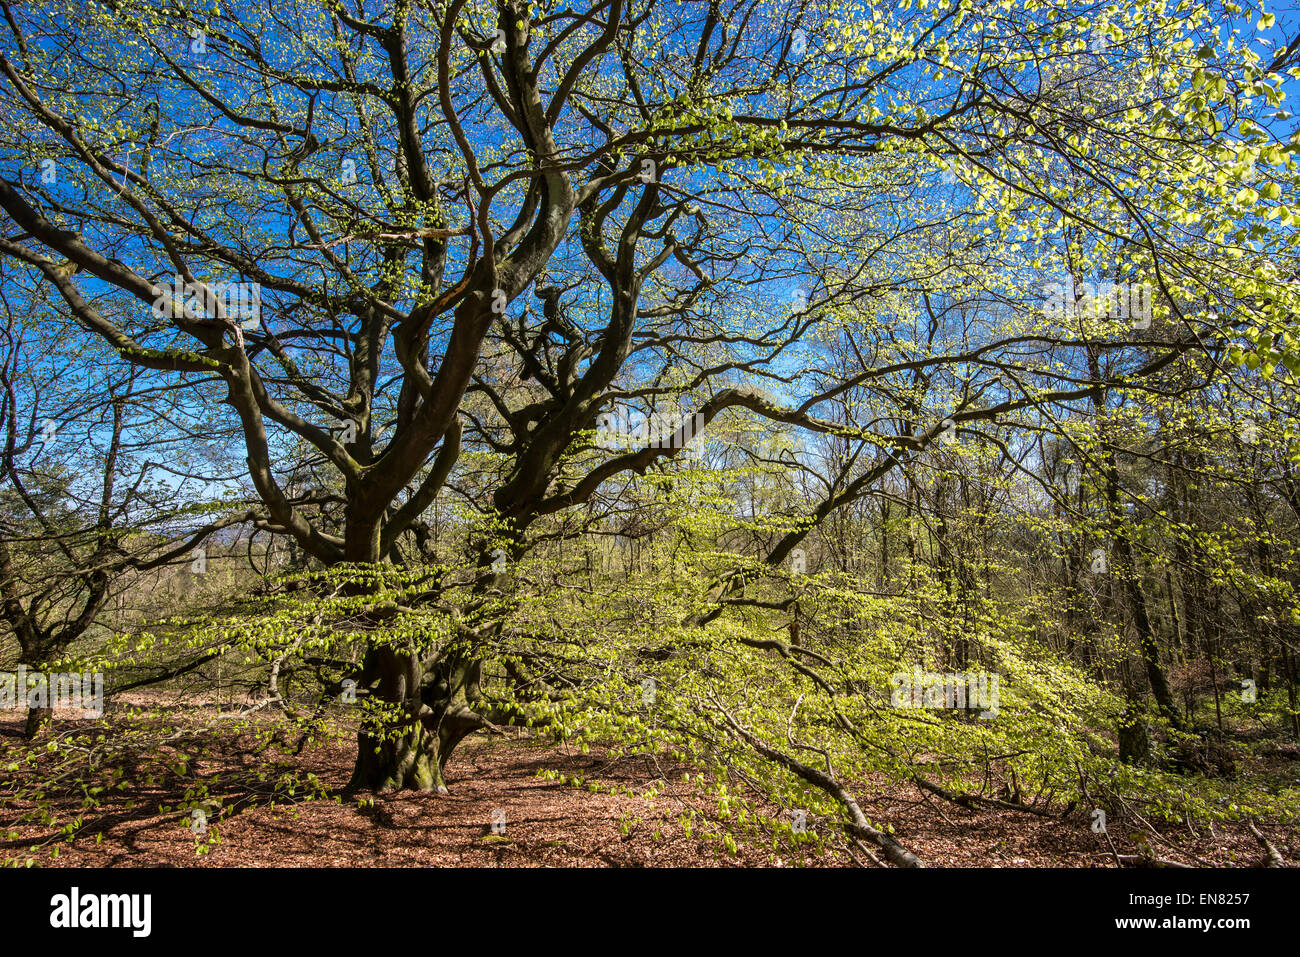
[347,646,485,793]
[339,516,480,793]
[1118,700,1150,764]
[24,706,52,738]
[1082,334,1184,732]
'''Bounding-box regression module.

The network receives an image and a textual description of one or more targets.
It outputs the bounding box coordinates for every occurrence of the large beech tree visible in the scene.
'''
[0,0,1294,804]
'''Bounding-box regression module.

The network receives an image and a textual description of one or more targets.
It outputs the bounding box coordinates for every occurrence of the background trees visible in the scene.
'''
[0,292,257,733]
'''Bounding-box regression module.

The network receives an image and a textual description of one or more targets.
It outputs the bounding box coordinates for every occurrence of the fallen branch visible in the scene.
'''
[1248,819,1285,868]
[708,694,923,868]
[913,775,1059,817]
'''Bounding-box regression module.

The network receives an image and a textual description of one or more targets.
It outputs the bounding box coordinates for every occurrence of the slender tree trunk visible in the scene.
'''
[1083,331,1183,732]
[1284,644,1300,741]
[879,497,891,589]
[1112,522,1183,729]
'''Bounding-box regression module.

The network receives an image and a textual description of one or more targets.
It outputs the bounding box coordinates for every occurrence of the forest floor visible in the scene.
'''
[1,697,1295,868]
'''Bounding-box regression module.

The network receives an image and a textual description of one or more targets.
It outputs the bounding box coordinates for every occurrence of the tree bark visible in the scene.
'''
[347,647,486,793]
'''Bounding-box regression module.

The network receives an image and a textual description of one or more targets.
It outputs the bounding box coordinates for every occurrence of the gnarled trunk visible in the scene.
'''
[347,646,485,793]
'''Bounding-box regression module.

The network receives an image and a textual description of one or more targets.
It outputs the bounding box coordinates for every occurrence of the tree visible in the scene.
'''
[0,299,254,733]
[0,0,1294,813]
